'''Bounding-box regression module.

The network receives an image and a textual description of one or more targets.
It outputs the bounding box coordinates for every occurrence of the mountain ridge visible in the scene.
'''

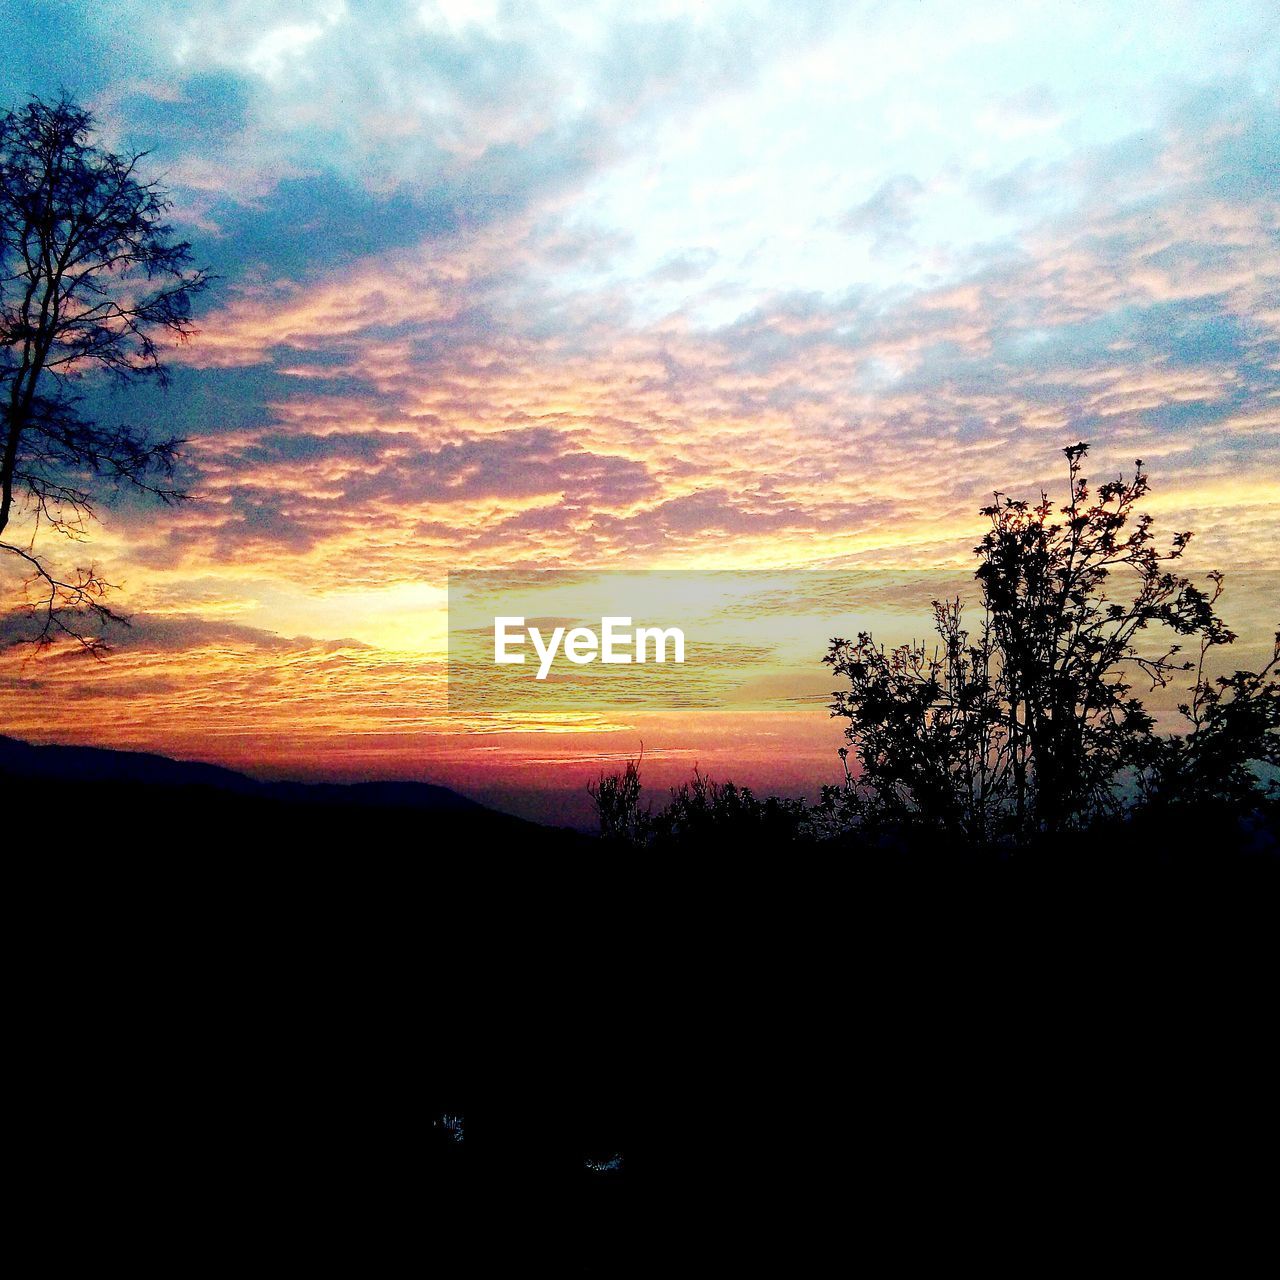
[0,733,487,813]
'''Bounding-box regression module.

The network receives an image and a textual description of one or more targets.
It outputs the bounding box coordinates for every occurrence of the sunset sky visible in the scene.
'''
[1,1,1277,823]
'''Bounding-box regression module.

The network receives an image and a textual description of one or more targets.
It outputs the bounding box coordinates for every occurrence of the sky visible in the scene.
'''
[1,0,1277,822]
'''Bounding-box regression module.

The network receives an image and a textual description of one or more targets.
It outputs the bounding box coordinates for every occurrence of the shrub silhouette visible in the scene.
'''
[588,756,646,845]
[589,760,812,849]
[652,769,811,848]
[824,443,1277,845]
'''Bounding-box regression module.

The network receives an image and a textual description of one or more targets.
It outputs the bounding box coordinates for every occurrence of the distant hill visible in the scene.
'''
[0,734,593,851]
[0,734,479,809]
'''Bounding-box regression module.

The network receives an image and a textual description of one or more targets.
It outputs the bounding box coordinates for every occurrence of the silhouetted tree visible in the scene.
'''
[825,443,1274,843]
[822,597,1010,843]
[0,95,211,651]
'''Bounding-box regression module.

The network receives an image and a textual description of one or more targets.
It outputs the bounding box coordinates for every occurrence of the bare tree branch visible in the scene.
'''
[0,95,212,650]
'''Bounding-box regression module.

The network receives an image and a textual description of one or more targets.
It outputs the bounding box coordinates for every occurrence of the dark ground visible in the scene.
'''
[5,736,1277,1270]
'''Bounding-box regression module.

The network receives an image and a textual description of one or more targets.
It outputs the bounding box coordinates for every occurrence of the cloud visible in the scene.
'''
[111,73,1275,588]
[651,248,718,283]
[837,175,926,254]
[32,0,838,299]
[0,611,370,655]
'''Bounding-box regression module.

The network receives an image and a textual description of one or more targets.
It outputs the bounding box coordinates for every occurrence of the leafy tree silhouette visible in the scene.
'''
[0,95,211,652]
[824,442,1275,844]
